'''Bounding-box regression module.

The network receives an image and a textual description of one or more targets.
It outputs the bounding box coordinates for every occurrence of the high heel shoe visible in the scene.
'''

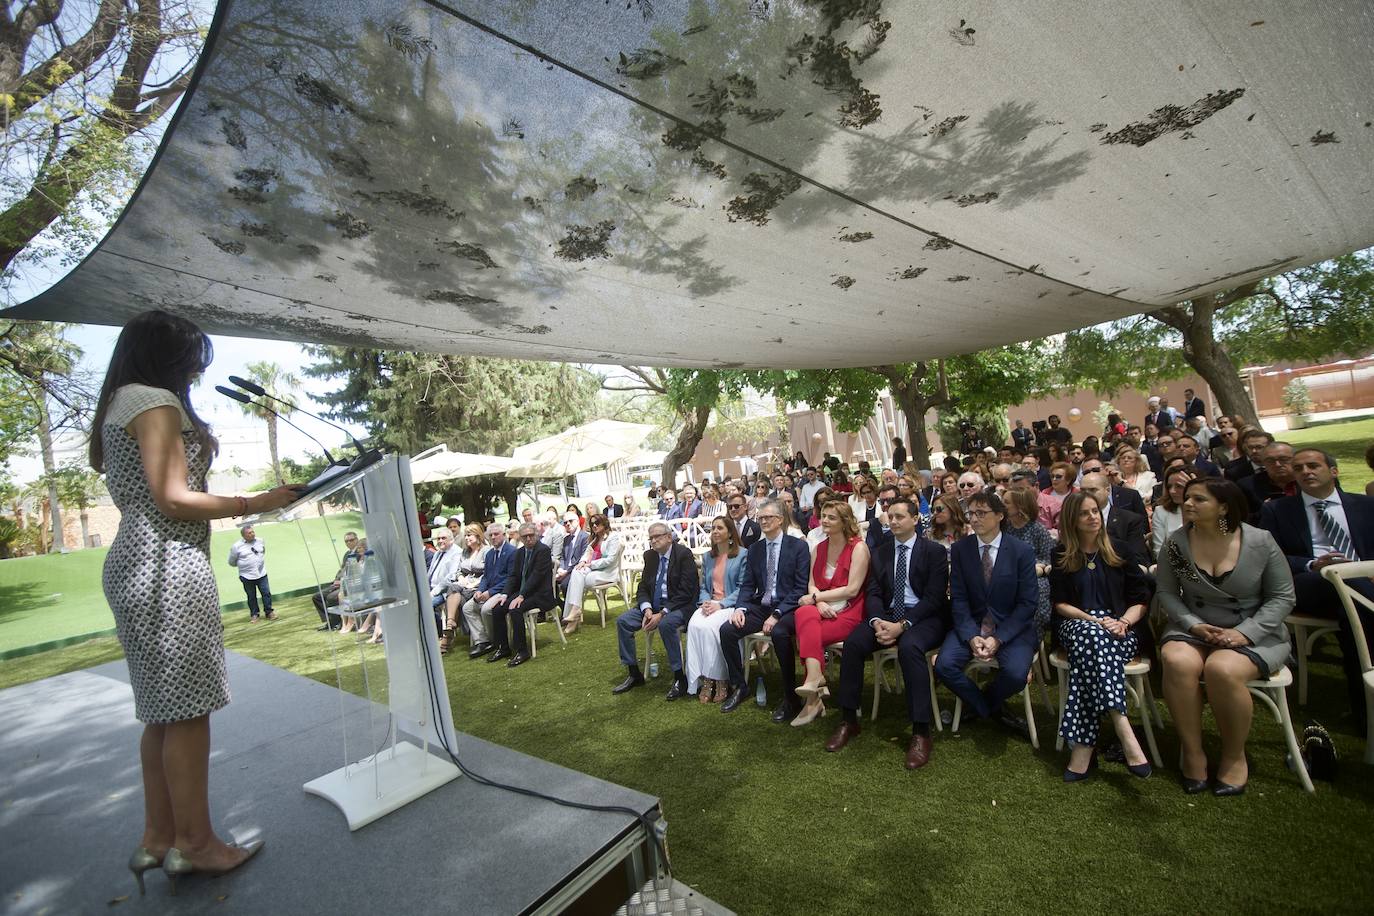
[790,700,826,727]
[795,679,828,700]
[162,840,264,896]
[128,847,163,896]
[1212,781,1246,797]
[1126,761,1153,779]
[1178,752,1208,794]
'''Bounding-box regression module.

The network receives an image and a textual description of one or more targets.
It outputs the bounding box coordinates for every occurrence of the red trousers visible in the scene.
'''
[795,601,864,662]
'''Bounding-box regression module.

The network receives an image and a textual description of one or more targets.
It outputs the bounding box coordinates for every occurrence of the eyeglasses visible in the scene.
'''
[958,482,979,489]
[756,513,782,521]
[932,506,948,514]
[993,477,1011,484]
[1052,473,1067,479]
[878,498,894,506]
[728,503,746,510]
[967,510,993,519]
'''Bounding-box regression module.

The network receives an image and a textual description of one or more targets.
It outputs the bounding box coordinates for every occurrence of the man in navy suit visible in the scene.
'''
[1175,434,1221,478]
[933,492,1039,734]
[489,522,555,668]
[864,484,900,551]
[1182,387,1207,420]
[719,498,811,716]
[1260,448,1374,734]
[1077,458,1147,519]
[727,496,761,547]
[614,522,700,698]
[826,497,949,769]
[462,523,517,659]
[554,512,588,603]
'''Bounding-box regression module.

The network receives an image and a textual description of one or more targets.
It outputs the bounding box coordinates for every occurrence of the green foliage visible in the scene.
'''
[0,515,19,558]
[1091,400,1119,431]
[0,320,89,465]
[935,409,1010,455]
[1282,378,1312,415]
[47,462,105,510]
[1057,316,1186,394]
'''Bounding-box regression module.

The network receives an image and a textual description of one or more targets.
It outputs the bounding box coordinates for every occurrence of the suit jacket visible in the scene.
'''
[1240,471,1293,523]
[1183,396,1207,419]
[1190,456,1222,477]
[1110,484,1147,519]
[1011,427,1034,451]
[948,534,1038,646]
[737,517,762,548]
[1225,456,1259,482]
[736,534,811,617]
[661,503,685,520]
[635,543,700,617]
[1049,543,1151,617]
[865,536,949,627]
[605,503,624,518]
[1260,490,1374,576]
[427,547,461,597]
[678,498,703,518]
[1156,524,1295,673]
[1144,410,1175,430]
[477,541,516,593]
[503,541,555,609]
[560,529,588,571]
[1104,505,1150,569]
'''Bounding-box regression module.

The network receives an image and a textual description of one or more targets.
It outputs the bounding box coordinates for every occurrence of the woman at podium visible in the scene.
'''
[89,310,299,895]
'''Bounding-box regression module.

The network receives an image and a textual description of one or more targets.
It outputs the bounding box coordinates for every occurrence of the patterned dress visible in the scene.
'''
[102,384,229,723]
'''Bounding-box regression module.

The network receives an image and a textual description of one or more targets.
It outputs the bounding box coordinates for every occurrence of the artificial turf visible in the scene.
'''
[2,594,1371,915]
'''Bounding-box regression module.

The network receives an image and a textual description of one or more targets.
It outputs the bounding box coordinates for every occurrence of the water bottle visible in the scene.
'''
[754,675,767,707]
[648,659,660,678]
[340,555,362,609]
[362,549,384,602]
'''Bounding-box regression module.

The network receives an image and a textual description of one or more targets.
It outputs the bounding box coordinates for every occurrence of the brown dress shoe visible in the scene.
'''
[825,720,862,753]
[905,733,933,770]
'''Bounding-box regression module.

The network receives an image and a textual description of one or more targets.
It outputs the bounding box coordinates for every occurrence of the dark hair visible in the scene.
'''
[89,310,215,472]
[966,491,1006,516]
[887,496,919,518]
[710,512,741,558]
[1183,477,1249,531]
[1365,441,1374,472]
[1159,465,1197,512]
[1293,447,1338,469]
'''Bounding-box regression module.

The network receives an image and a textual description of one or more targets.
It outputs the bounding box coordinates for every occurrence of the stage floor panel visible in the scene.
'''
[0,651,663,914]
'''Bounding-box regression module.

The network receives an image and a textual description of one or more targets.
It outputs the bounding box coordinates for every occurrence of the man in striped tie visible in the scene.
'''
[1260,448,1374,735]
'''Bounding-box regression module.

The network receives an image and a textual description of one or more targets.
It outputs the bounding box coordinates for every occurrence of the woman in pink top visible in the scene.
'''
[1038,461,1076,537]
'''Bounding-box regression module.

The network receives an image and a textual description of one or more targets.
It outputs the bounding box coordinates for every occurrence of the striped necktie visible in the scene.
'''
[1314,500,1356,559]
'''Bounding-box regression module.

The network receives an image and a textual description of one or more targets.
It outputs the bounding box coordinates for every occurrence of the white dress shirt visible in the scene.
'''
[1303,490,1356,559]
[227,538,267,579]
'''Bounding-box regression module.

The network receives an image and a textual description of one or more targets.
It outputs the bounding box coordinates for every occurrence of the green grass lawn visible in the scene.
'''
[0,512,362,653]
[1286,417,1374,492]
[2,595,1372,915]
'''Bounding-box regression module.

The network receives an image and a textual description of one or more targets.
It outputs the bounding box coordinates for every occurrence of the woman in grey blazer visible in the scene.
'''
[1157,478,1295,797]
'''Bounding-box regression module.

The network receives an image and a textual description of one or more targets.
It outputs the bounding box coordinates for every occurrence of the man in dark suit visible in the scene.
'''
[1260,448,1374,734]
[1182,387,1207,420]
[933,492,1039,733]
[1011,419,1034,453]
[554,513,588,603]
[603,495,624,518]
[864,484,900,550]
[1175,434,1221,477]
[463,523,516,658]
[1077,458,1148,520]
[825,498,949,769]
[1144,397,1174,431]
[489,522,554,667]
[1079,473,1150,570]
[719,498,811,716]
[1225,429,1274,482]
[727,496,761,547]
[614,522,700,698]
[1240,440,1297,522]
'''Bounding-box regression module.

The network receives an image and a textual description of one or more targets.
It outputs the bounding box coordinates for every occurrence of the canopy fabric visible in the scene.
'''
[409,444,514,484]
[5,1,1373,367]
[506,420,653,479]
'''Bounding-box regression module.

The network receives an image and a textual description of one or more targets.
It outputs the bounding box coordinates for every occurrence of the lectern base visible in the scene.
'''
[304,741,460,830]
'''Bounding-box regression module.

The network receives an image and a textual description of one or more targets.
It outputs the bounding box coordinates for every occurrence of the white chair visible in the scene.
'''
[1048,648,1164,767]
[640,624,686,676]
[1322,561,1374,764]
[950,654,1041,749]
[1285,613,1342,705]
[1245,666,1315,793]
[869,647,943,730]
[522,564,565,658]
[590,577,630,628]
[742,632,775,682]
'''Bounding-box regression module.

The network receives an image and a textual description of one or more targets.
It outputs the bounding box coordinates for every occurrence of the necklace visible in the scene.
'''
[1086,550,1100,570]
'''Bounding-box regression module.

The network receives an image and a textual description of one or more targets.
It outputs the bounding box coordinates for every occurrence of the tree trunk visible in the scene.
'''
[880,361,947,472]
[661,403,711,488]
[79,507,91,549]
[266,415,283,485]
[38,401,65,552]
[1152,289,1262,427]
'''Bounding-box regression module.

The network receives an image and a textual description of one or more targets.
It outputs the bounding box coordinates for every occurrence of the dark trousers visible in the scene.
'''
[1294,570,1374,732]
[720,604,772,688]
[934,631,1036,720]
[838,615,948,724]
[770,613,801,699]
[491,599,529,656]
[312,583,341,627]
[240,575,272,618]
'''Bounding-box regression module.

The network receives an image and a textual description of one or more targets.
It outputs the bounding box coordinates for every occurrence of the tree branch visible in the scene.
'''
[4,0,123,119]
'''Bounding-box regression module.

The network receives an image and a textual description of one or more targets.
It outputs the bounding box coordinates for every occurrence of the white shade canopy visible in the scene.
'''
[506,420,654,479]
[4,1,1373,366]
[408,444,514,484]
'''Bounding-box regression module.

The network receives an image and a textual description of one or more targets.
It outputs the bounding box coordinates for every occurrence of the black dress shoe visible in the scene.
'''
[316,623,331,631]
[771,700,801,723]
[997,711,1030,740]
[664,679,688,701]
[487,648,511,664]
[506,652,530,668]
[719,686,748,712]
[1180,776,1209,795]
[612,673,646,695]
[468,642,493,659]
[1212,781,1246,797]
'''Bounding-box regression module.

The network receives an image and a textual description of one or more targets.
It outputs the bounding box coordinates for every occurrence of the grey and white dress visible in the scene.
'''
[102,384,229,723]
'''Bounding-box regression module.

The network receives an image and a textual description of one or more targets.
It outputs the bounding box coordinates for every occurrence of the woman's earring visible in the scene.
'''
[1218,514,1229,536]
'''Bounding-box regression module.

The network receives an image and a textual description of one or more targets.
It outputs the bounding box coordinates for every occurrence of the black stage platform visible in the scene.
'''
[0,651,724,914]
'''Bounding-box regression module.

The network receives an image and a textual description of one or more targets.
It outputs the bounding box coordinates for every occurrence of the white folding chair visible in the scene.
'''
[1246,666,1315,793]
[950,654,1041,749]
[1322,561,1374,764]
[522,563,565,658]
[870,647,943,730]
[1285,613,1342,705]
[1049,648,1163,767]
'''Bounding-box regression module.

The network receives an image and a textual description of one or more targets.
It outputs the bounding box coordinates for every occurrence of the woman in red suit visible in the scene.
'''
[791,500,871,726]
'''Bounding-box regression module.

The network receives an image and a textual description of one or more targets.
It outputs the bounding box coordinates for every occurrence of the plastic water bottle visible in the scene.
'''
[754,675,767,707]
[340,555,362,609]
[648,659,660,678]
[362,549,384,602]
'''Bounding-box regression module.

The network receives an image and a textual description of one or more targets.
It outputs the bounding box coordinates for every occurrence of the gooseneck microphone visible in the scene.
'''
[224,376,383,473]
[215,385,345,469]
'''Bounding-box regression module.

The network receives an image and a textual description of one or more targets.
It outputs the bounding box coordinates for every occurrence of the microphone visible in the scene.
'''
[228,375,377,464]
[215,385,345,469]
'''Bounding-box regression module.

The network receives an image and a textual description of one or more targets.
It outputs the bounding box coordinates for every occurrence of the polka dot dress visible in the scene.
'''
[102,385,229,724]
[1058,608,1137,747]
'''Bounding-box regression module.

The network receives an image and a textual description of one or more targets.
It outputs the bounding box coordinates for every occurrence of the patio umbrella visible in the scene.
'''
[506,420,653,480]
[409,444,514,484]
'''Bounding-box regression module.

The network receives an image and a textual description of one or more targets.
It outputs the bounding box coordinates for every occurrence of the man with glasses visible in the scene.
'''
[719,498,811,716]
[488,522,554,667]
[956,472,986,510]
[934,492,1039,738]
[728,496,761,547]
[462,523,516,659]
[1077,458,1147,519]
[865,484,901,550]
[990,464,1015,494]
[1226,428,1274,482]
[426,529,461,633]
[1240,441,1297,523]
[312,531,359,630]
[614,522,699,698]
[827,497,950,768]
[555,513,589,602]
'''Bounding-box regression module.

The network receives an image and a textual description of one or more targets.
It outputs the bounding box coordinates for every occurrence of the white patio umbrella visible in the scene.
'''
[409,444,514,484]
[506,420,653,480]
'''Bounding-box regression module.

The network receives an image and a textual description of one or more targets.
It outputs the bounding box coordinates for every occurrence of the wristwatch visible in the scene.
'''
[901,619,913,632]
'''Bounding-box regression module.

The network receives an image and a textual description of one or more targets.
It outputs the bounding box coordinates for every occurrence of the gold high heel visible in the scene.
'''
[790,699,826,727]
[795,679,828,700]
[562,610,583,635]
[162,840,264,896]
[128,847,162,896]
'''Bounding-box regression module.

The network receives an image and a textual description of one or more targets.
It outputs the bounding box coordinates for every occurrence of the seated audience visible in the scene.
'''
[1176,432,1221,477]
[559,513,623,635]
[727,493,761,546]
[927,493,968,551]
[489,522,556,668]
[1158,478,1295,795]
[850,478,879,525]
[440,524,489,654]
[1211,426,1241,469]
[604,494,624,518]
[1112,446,1157,505]
[1260,448,1374,735]
[956,472,985,508]
[427,528,461,633]
[776,501,871,727]
[1226,428,1272,482]
[826,497,949,768]
[1151,466,1198,562]
[659,487,679,518]
[777,489,806,537]
[565,503,585,530]
[686,515,749,702]
[1003,488,1054,636]
[462,523,516,659]
[312,530,359,630]
[554,512,589,602]
[699,482,727,518]
[1078,472,1150,569]
[1050,492,1154,781]
[614,521,699,698]
[623,494,643,518]
[934,492,1040,737]
[718,498,811,714]
[678,483,703,519]
[1240,441,1296,522]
